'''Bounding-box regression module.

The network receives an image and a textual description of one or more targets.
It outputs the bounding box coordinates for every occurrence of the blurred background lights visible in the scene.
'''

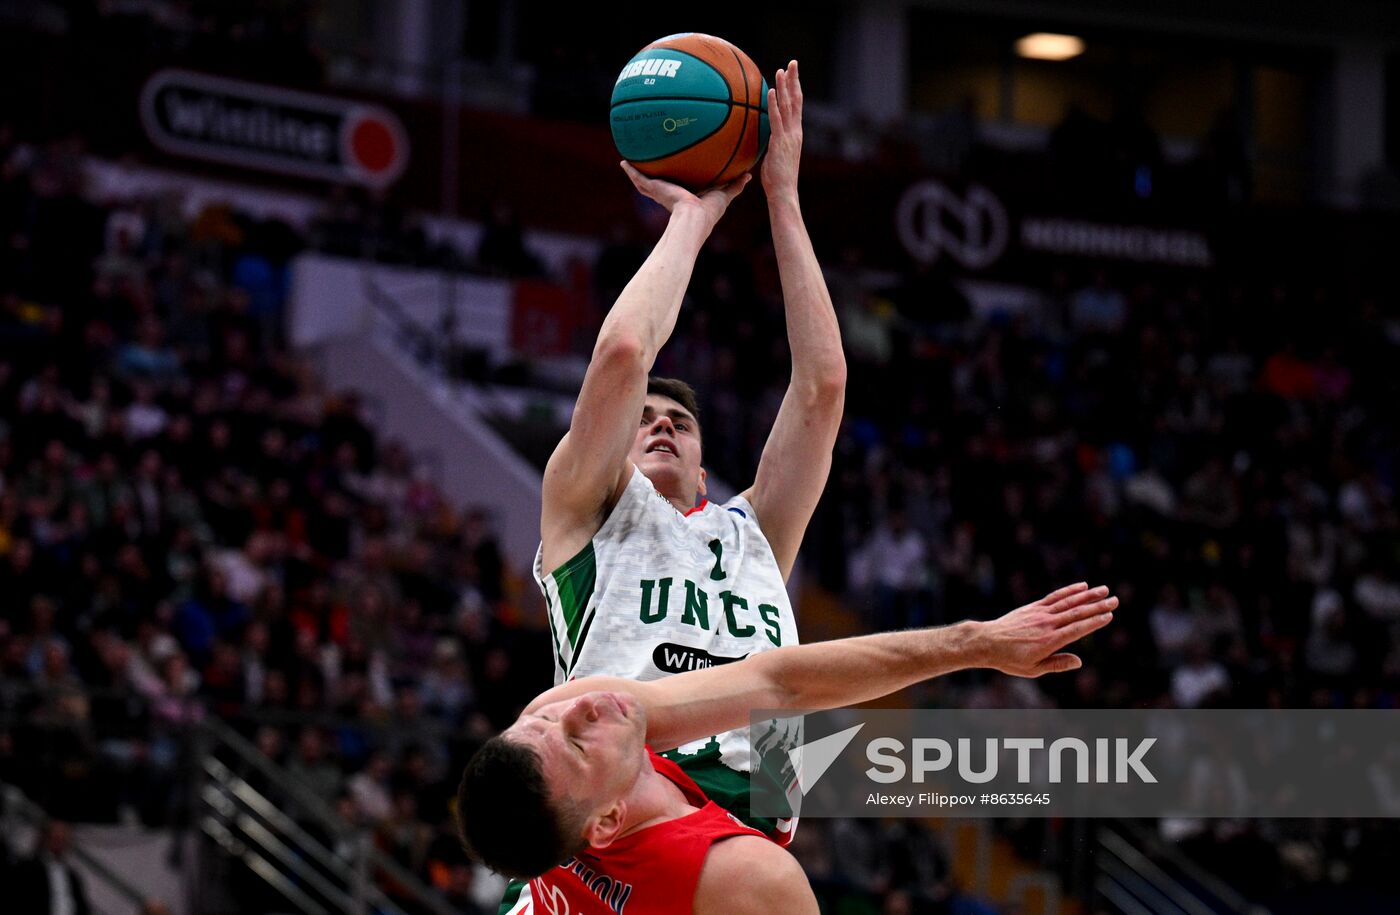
[1016,32,1086,61]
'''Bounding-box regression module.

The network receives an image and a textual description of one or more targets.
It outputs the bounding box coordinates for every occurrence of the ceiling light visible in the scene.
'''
[1016,33,1085,61]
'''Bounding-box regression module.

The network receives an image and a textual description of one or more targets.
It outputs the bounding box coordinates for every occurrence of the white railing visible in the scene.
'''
[193,718,458,915]
[1096,823,1268,915]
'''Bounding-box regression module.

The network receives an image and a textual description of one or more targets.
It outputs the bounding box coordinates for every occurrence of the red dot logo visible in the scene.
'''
[342,107,408,186]
[350,119,396,173]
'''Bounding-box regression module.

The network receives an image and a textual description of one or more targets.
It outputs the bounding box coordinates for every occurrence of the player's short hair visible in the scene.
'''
[456,735,588,879]
[647,376,701,431]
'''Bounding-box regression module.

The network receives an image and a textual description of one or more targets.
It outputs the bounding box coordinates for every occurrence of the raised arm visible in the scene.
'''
[740,61,847,580]
[541,170,751,568]
[525,583,1118,750]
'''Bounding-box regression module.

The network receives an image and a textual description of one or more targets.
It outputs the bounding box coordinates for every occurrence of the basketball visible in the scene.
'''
[610,33,770,191]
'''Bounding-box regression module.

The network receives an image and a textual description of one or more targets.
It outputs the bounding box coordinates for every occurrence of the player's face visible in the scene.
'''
[630,395,706,500]
[509,691,649,824]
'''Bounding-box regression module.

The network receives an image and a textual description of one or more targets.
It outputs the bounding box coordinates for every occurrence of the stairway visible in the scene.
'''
[189,719,456,915]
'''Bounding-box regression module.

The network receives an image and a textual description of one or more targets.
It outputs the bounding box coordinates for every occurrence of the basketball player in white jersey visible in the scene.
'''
[535,61,838,830]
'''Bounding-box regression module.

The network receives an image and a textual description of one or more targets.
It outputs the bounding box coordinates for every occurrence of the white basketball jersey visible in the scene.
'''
[534,464,799,774]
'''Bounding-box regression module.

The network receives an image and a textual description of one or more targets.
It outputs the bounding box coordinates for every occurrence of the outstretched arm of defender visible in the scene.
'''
[541,170,750,549]
[742,61,847,579]
[524,583,1118,750]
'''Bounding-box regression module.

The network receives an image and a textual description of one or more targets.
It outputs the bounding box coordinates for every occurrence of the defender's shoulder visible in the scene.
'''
[693,835,815,914]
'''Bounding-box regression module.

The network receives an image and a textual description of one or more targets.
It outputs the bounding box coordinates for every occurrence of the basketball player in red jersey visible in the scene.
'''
[460,582,1119,913]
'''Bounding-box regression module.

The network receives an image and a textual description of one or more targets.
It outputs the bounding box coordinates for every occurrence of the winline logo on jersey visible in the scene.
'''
[750,708,1400,819]
[652,642,745,674]
[140,69,409,187]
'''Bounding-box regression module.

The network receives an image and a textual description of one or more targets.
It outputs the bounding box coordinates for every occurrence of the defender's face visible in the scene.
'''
[630,395,706,501]
[507,691,649,827]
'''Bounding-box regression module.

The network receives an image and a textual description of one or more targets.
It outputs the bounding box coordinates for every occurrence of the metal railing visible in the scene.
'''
[0,679,459,915]
[194,717,458,915]
[1095,822,1268,915]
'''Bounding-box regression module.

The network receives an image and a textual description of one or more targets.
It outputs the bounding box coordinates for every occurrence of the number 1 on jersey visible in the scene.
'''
[707,539,727,581]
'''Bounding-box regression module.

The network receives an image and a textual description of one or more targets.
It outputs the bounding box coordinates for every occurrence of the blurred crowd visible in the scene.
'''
[31,0,324,88]
[0,122,556,912]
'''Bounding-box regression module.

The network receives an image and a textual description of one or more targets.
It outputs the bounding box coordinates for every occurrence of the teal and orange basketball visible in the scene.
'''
[611,33,769,191]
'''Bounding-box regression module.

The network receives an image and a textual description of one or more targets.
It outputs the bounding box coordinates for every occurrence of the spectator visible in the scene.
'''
[850,511,930,629]
[123,381,168,441]
[475,202,543,278]
[840,289,898,366]
[1260,343,1317,400]
[1180,457,1241,529]
[1069,270,1128,335]
[1149,584,1200,668]
[115,318,180,383]
[419,638,473,723]
[174,566,249,665]
[1171,641,1232,708]
[10,820,91,915]
[286,728,344,806]
[440,860,490,915]
[461,509,504,605]
[1304,594,1358,682]
[1354,562,1400,623]
[348,752,395,823]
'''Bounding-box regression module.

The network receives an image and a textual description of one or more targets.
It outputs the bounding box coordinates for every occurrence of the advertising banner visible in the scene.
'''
[140,69,409,187]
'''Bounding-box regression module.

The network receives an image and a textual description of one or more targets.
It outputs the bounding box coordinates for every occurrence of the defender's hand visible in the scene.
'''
[621,161,751,231]
[761,60,803,199]
[972,583,1119,677]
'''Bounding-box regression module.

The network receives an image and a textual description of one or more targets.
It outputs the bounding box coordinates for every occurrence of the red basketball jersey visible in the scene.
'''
[520,750,768,915]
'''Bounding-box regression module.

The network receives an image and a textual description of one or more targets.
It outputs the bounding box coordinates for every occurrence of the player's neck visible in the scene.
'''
[654,485,700,515]
[655,482,701,514]
[639,468,702,515]
[617,767,699,837]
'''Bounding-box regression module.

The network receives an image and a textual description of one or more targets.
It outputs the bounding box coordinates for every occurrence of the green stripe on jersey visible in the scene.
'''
[497,880,527,914]
[551,541,597,650]
[567,609,597,678]
[661,740,793,837]
[540,586,566,677]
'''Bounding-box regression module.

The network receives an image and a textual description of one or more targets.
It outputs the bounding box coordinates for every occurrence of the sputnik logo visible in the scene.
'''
[784,723,866,809]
